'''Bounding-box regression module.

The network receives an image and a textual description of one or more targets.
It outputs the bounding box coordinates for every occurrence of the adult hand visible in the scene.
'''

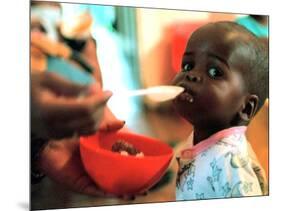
[39,136,146,199]
[39,136,148,198]
[38,137,110,196]
[31,72,112,139]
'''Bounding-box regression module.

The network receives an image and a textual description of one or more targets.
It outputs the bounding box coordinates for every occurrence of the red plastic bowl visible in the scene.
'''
[80,131,173,195]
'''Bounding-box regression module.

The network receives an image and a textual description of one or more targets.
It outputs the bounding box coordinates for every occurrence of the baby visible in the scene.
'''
[172,21,268,200]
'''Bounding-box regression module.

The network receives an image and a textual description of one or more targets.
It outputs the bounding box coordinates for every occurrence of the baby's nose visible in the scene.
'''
[185,73,201,82]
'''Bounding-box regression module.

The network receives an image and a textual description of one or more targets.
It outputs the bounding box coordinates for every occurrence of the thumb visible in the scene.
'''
[99,120,126,132]
[80,90,113,112]
[89,82,102,95]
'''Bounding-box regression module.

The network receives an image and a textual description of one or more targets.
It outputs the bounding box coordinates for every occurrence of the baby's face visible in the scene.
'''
[172,25,250,130]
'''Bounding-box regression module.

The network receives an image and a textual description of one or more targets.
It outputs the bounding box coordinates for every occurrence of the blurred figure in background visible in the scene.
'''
[31,1,101,84]
[235,14,268,47]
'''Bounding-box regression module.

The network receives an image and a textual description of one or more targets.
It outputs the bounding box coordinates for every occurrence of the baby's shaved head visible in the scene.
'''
[195,21,268,112]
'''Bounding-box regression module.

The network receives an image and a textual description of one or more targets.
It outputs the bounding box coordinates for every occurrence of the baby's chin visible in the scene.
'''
[172,101,194,121]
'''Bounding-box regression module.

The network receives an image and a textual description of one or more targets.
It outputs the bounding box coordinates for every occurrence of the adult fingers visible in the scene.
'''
[38,91,112,139]
[40,90,112,122]
[42,72,89,97]
[53,112,104,137]
[120,195,136,200]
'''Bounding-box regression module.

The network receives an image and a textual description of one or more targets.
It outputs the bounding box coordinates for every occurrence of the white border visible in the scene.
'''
[1,0,279,211]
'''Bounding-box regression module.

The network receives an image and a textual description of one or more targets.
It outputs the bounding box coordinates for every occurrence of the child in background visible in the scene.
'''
[172,21,268,200]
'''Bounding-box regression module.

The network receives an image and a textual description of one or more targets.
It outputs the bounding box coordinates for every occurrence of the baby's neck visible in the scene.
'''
[193,129,214,145]
[193,126,228,145]
[192,119,249,145]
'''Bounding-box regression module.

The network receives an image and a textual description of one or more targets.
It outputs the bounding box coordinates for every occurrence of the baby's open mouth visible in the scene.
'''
[179,91,194,103]
[177,84,194,103]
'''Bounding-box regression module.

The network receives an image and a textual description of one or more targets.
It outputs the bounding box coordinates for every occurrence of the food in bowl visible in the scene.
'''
[80,131,173,195]
[111,140,144,157]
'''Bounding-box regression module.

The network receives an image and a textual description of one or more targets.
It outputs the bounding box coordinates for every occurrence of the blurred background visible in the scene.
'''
[31,1,268,209]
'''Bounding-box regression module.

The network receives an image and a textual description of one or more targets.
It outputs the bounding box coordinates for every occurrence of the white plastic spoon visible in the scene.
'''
[113,85,184,102]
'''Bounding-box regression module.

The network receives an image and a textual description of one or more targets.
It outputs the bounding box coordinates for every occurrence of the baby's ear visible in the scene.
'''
[239,95,259,123]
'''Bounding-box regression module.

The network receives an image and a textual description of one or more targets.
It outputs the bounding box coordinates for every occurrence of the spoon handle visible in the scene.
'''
[117,87,165,97]
[111,86,184,102]
[122,89,151,97]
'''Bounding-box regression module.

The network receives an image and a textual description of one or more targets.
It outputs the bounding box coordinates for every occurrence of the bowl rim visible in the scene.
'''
[80,131,174,160]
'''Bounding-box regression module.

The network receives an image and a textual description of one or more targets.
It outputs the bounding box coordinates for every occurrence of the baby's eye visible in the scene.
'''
[208,67,223,79]
[182,63,193,72]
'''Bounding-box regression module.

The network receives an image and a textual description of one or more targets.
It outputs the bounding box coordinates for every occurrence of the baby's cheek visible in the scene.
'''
[196,93,222,114]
